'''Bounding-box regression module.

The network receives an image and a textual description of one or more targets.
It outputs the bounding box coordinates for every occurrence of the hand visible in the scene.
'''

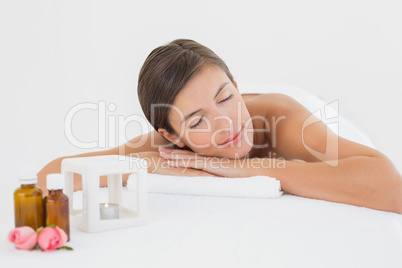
[158,147,210,170]
[158,147,242,177]
[158,147,281,178]
[131,151,219,177]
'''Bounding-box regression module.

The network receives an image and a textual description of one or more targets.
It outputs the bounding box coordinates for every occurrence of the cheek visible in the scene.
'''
[183,131,212,148]
[234,101,251,125]
[231,98,249,119]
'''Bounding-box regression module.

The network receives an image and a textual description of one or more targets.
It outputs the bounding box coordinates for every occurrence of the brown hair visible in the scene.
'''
[137,39,234,135]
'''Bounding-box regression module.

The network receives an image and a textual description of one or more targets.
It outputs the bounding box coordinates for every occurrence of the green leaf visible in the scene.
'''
[36,227,43,234]
[57,246,74,251]
[30,244,41,251]
[46,223,57,228]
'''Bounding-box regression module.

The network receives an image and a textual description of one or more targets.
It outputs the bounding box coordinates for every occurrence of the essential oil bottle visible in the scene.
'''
[13,166,44,230]
[44,173,70,241]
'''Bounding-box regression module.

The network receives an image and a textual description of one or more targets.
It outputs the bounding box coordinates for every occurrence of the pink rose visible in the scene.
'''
[37,226,68,252]
[8,226,38,250]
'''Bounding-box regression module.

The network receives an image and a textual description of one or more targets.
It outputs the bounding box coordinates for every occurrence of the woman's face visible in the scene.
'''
[165,65,254,159]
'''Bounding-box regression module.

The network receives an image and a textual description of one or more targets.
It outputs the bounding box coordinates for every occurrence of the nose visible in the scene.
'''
[212,114,238,145]
[206,105,239,144]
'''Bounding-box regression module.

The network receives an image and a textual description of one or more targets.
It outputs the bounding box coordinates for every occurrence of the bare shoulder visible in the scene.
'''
[245,92,383,162]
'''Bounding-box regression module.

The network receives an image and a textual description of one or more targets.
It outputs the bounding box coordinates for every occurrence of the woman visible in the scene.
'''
[38,39,402,214]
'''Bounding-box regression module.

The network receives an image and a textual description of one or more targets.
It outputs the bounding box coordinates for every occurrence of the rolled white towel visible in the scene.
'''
[127,173,283,199]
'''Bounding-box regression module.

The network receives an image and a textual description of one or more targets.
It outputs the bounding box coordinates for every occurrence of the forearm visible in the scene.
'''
[274,157,401,213]
[131,151,219,177]
[37,150,116,193]
[38,151,217,193]
[37,130,171,192]
[201,155,402,213]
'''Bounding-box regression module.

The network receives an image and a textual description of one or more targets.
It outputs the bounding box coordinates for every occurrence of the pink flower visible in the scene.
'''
[7,226,38,250]
[37,226,68,252]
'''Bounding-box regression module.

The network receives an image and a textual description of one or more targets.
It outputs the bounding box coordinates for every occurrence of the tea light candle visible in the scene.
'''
[99,203,119,220]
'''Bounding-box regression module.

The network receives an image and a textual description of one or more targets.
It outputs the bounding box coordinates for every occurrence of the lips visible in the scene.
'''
[219,127,243,146]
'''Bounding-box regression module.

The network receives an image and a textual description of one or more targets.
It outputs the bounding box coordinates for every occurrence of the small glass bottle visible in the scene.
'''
[44,173,70,241]
[14,166,44,230]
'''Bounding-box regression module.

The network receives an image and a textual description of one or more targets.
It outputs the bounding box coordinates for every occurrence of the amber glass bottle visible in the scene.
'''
[44,174,70,241]
[14,168,44,230]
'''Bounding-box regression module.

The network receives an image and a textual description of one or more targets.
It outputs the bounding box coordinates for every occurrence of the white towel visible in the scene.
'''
[127,173,283,198]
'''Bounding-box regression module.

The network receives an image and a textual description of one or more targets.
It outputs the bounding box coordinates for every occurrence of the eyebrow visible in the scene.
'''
[180,82,229,125]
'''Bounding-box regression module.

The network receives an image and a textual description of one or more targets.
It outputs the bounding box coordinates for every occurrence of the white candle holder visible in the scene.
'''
[61,155,148,232]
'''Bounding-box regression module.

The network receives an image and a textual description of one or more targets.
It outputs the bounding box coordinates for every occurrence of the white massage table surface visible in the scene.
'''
[1,188,401,268]
[2,85,400,267]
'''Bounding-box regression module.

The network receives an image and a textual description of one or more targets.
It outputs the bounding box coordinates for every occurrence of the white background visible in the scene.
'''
[1,0,401,195]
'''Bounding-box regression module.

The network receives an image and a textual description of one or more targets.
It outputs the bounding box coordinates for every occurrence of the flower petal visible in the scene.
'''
[15,233,38,250]
[7,226,36,244]
[55,227,68,248]
[37,227,57,251]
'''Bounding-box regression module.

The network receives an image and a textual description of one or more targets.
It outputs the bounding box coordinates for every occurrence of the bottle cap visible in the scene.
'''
[46,173,65,190]
[19,165,38,185]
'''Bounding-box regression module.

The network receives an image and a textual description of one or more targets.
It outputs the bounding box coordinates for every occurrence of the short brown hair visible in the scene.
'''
[137,39,234,135]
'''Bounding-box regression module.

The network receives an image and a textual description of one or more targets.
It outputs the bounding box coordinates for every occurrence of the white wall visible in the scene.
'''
[1,0,401,195]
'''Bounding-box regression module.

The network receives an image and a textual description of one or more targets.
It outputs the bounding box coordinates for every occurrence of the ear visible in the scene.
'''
[157,128,185,148]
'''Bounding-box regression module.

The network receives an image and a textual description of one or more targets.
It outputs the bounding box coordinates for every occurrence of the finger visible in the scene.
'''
[163,155,201,163]
[160,154,187,160]
[167,158,205,170]
[159,149,205,161]
[164,154,206,164]
[159,151,196,160]
[159,147,203,156]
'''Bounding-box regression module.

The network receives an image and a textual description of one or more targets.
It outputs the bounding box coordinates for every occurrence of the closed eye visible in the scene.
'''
[189,94,233,129]
[190,115,204,129]
[219,94,233,103]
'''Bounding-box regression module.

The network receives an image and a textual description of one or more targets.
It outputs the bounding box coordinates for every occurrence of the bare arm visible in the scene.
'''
[176,152,402,214]
[37,130,215,194]
[37,148,119,194]
[160,94,402,213]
